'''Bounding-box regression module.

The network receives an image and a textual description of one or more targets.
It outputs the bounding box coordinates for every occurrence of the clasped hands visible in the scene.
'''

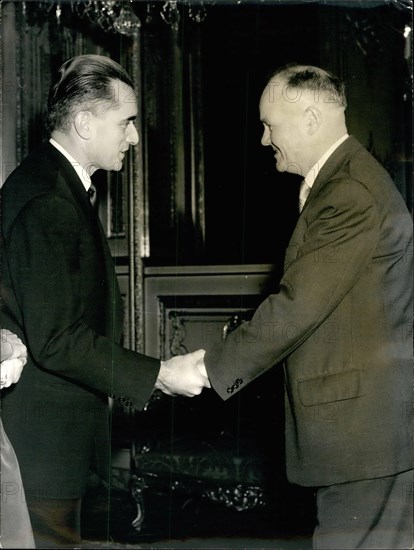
[0,328,211,397]
[155,349,211,397]
[1,329,28,388]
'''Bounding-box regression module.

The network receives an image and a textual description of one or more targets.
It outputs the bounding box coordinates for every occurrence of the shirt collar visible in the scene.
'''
[304,134,349,189]
[49,138,92,192]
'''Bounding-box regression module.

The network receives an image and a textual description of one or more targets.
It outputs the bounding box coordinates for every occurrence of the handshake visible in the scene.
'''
[155,349,211,397]
[0,328,211,398]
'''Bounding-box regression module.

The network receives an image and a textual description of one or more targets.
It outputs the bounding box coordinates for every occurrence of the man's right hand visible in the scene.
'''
[155,348,211,397]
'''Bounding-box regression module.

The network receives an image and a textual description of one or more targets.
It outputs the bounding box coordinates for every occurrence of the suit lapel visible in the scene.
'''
[306,136,364,206]
[46,143,124,343]
[48,144,108,267]
[44,142,94,221]
[95,215,124,343]
[284,136,364,270]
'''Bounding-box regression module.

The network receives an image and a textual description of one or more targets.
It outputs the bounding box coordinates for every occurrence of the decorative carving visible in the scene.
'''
[130,474,146,532]
[169,313,188,356]
[130,454,267,533]
[204,484,265,512]
[222,312,252,341]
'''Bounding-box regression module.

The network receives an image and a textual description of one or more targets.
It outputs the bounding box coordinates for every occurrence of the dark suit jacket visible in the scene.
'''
[205,136,413,487]
[0,141,160,497]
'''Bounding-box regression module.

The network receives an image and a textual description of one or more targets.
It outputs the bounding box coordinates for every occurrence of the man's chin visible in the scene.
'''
[273,153,285,172]
[109,162,123,172]
[274,160,301,175]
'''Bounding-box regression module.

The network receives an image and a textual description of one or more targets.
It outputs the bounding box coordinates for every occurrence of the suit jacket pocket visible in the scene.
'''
[297,369,366,406]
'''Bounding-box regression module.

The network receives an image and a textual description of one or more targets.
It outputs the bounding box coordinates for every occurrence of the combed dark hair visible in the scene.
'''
[270,64,347,109]
[46,54,134,133]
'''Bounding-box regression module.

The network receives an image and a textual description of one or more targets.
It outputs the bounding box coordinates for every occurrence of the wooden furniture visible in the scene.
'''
[129,264,280,532]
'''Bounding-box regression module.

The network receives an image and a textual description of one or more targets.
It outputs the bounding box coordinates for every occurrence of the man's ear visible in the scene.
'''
[304,106,322,136]
[74,111,93,139]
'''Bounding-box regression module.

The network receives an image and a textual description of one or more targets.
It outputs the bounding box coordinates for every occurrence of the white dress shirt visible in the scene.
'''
[49,138,92,192]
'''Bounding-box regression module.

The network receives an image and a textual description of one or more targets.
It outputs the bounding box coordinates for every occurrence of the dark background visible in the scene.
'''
[143,1,412,266]
[3,0,412,544]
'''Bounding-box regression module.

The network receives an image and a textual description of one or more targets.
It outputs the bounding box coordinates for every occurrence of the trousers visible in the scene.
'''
[25,495,81,549]
[313,469,413,549]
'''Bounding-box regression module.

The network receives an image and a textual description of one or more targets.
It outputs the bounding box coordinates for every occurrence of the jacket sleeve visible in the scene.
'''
[4,194,160,410]
[204,177,380,400]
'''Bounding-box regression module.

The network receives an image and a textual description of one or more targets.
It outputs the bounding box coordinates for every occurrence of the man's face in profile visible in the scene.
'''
[87,79,139,173]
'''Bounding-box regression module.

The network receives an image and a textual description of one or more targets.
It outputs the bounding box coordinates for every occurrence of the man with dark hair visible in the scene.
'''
[0,54,210,548]
[46,54,135,134]
[202,65,413,549]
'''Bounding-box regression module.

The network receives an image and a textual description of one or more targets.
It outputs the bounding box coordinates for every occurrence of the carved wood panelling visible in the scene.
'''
[144,264,276,359]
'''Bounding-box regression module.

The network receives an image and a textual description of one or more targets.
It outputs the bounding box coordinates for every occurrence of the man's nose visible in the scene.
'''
[261,127,271,146]
[127,124,139,146]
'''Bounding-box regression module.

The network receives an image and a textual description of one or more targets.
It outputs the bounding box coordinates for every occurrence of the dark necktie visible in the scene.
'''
[87,184,97,208]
